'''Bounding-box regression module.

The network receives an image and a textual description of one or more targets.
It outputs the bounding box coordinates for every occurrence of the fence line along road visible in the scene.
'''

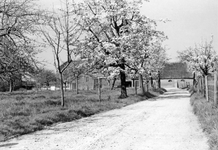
[195,70,218,106]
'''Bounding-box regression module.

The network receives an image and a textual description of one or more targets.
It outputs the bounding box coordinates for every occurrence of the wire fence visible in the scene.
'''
[194,72,218,106]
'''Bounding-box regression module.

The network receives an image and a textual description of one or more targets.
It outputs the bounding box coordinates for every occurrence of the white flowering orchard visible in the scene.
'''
[77,0,167,97]
[178,40,218,76]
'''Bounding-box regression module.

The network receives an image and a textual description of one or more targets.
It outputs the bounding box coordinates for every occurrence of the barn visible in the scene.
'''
[160,62,193,88]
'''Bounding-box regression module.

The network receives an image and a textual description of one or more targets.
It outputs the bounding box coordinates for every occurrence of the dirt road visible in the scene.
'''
[0,88,209,150]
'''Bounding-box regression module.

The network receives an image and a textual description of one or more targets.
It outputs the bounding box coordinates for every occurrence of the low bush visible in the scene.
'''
[190,93,218,150]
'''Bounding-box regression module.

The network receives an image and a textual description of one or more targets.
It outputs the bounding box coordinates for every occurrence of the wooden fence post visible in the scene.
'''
[201,77,204,95]
[199,78,202,93]
[205,75,209,102]
[76,77,79,94]
[202,77,205,96]
[146,81,149,92]
[98,78,102,101]
[214,72,218,106]
[134,80,138,95]
[197,77,200,94]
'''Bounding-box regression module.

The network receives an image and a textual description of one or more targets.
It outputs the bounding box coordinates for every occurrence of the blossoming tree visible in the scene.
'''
[77,0,166,98]
[178,40,217,77]
[40,0,81,107]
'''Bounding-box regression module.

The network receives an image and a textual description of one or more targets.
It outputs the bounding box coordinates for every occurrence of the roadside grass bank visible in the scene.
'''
[190,93,218,150]
[0,87,164,142]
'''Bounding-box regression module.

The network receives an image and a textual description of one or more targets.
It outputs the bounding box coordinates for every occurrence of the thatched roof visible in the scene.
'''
[160,62,193,79]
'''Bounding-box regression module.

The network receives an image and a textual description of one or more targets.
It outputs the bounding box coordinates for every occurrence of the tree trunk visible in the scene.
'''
[146,80,149,92]
[203,76,206,97]
[98,78,102,101]
[64,82,67,91]
[139,74,145,95]
[76,76,79,94]
[205,76,209,101]
[111,78,116,90]
[157,71,161,88]
[134,80,137,95]
[59,73,65,107]
[193,72,196,91]
[150,77,154,89]
[157,78,161,88]
[9,79,13,93]
[119,63,128,98]
[46,82,49,90]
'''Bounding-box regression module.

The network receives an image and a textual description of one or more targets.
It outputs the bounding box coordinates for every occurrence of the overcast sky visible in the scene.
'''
[37,0,218,69]
[141,0,218,61]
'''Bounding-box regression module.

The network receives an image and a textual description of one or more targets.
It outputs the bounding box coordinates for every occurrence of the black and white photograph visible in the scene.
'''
[0,0,217,149]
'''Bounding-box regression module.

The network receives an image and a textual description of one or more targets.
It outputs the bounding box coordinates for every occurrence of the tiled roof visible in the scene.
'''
[160,62,193,79]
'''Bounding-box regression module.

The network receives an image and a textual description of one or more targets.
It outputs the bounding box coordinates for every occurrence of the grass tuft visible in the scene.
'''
[44,100,61,106]
[190,93,218,150]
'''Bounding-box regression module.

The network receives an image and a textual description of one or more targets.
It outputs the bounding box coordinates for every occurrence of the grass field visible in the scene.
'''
[0,87,165,141]
[190,93,218,150]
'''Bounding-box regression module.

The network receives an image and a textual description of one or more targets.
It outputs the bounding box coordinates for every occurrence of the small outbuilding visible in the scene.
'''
[160,62,193,88]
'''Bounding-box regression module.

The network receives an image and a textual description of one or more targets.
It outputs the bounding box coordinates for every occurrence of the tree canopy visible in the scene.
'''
[178,39,218,76]
[0,0,43,91]
[77,0,167,97]
[0,0,168,99]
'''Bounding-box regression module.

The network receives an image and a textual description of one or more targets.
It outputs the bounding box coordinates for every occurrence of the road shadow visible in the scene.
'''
[0,143,18,148]
[148,88,190,101]
[163,91,189,95]
[33,113,122,136]
[158,95,190,100]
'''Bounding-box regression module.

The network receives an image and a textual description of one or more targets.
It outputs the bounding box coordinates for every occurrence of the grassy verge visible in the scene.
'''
[0,87,164,141]
[190,93,218,150]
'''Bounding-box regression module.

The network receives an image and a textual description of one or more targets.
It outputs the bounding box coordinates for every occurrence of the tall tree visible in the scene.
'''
[0,0,43,91]
[0,0,41,38]
[40,0,81,107]
[178,39,217,77]
[121,22,166,94]
[77,0,163,98]
[145,44,167,89]
[0,38,36,92]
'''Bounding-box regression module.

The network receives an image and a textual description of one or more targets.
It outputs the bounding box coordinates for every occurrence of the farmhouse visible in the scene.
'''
[62,60,136,91]
[61,60,110,90]
[63,61,193,91]
[160,62,193,88]
[67,73,110,90]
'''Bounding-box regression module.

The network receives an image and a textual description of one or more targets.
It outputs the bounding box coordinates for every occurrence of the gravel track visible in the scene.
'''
[0,88,209,150]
